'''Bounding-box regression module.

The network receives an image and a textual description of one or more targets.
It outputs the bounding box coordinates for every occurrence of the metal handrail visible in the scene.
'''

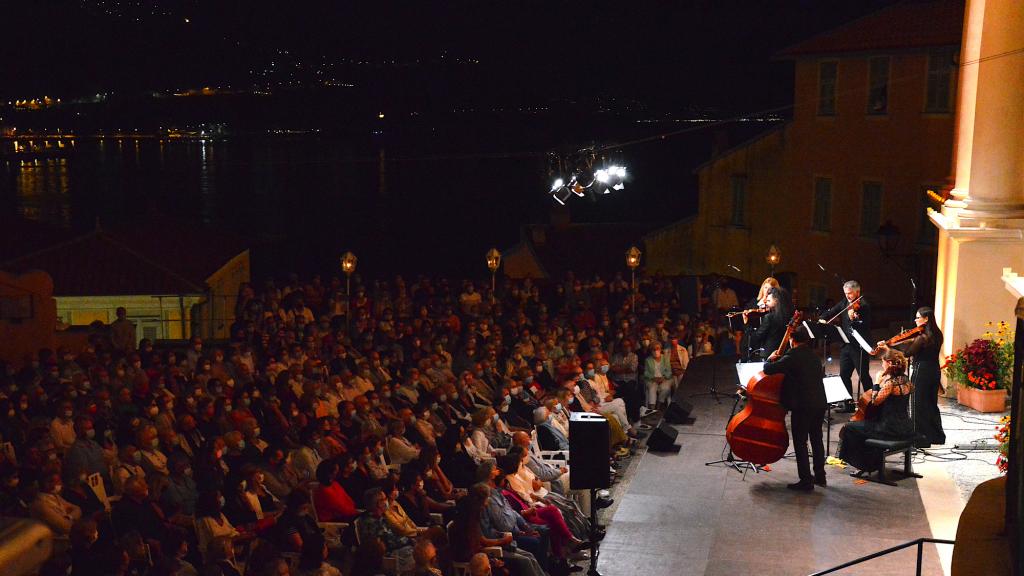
[808,537,955,576]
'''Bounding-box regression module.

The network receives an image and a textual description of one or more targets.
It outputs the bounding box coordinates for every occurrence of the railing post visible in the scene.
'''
[916,540,923,576]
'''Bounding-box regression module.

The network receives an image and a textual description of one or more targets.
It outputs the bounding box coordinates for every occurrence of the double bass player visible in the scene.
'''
[764,327,828,491]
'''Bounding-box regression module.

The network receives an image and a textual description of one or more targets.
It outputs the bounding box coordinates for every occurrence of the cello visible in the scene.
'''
[726,311,803,465]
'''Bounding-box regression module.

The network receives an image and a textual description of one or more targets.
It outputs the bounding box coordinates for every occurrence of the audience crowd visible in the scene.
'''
[0,271,736,576]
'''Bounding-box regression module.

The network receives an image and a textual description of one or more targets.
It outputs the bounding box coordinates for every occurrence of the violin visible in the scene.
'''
[822,295,863,325]
[726,307,768,318]
[869,325,924,355]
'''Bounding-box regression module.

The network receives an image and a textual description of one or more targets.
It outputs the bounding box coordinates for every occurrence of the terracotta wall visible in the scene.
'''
[0,270,57,366]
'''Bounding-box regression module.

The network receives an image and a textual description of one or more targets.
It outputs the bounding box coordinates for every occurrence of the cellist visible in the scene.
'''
[763,326,827,491]
[837,349,915,474]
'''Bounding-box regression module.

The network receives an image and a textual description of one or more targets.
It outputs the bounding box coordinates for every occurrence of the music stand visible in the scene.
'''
[850,329,875,398]
[705,362,766,477]
[822,376,852,456]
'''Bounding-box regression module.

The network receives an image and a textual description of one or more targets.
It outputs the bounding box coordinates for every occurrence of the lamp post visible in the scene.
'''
[486,248,501,303]
[340,251,357,331]
[626,245,641,313]
[766,244,781,276]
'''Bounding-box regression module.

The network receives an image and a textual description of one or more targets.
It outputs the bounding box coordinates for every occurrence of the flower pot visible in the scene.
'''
[957,386,1008,413]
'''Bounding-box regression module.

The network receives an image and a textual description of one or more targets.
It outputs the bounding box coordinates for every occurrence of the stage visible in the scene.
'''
[597,355,966,576]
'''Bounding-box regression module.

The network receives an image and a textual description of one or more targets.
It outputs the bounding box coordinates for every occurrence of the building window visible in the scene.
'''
[867,56,890,114]
[818,61,838,116]
[860,182,883,235]
[808,284,828,310]
[926,49,955,113]
[730,175,747,227]
[812,177,832,232]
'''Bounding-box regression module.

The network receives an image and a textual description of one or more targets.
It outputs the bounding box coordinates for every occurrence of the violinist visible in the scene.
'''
[838,350,915,474]
[763,327,827,491]
[744,287,791,359]
[732,277,780,360]
[873,307,946,448]
[820,280,872,412]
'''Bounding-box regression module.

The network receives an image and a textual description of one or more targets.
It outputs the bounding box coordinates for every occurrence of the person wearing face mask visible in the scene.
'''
[112,475,172,548]
[61,465,106,518]
[195,490,250,563]
[534,406,570,452]
[162,453,199,516]
[386,420,421,469]
[31,472,82,536]
[50,401,78,454]
[643,342,673,412]
[113,444,147,496]
[136,425,170,478]
[64,415,113,490]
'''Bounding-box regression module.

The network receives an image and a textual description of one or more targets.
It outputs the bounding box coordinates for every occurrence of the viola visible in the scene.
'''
[725,311,803,465]
[869,325,924,355]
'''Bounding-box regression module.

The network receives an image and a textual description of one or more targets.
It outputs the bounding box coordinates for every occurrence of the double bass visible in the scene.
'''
[725,311,803,465]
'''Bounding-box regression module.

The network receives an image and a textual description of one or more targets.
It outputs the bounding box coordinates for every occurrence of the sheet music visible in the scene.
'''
[836,326,850,344]
[802,321,815,338]
[851,329,874,354]
[822,376,852,404]
[735,362,764,390]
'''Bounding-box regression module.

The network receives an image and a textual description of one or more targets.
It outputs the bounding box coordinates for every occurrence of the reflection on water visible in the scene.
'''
[12,157,72,226]
[0,136,546,275]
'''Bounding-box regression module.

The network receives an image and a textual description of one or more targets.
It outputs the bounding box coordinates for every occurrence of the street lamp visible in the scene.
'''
[766,244,781,276]
[626,245,641,313]
[486,248,501,302]
[340,251,357,331]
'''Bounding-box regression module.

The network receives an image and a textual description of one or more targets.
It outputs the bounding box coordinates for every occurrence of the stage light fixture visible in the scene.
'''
[613,182,625,191]
[551,177,564,192]
[595,169,610,184]
[551,186,572,205]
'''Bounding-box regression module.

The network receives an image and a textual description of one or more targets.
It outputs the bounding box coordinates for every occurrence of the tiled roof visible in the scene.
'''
[776,0,963,58]
[2,231,206,296]
[0,217,249,297]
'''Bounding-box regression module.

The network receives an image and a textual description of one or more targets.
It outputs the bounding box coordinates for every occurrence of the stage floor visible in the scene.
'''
[597,356,979,576]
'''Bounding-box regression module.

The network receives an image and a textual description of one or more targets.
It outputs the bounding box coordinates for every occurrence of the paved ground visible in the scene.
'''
[593,355,1010,576]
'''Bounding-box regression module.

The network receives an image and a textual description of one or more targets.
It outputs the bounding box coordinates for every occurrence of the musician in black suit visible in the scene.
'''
[820,280,872,412]
[745,287,792,359]
[764,327,827,491]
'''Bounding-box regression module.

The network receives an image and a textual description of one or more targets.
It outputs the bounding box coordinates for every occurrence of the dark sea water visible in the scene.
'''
[0,120,766,279]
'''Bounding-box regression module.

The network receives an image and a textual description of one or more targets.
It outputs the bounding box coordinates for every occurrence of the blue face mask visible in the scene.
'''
[554,403,562,412]
[504,395,511,404]
[525,375,534,384]
[585,369,595,379]
[600,365,609,374]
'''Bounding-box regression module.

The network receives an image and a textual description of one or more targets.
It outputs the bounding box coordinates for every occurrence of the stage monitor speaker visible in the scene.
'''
[664,399,695,425]
[569,412,610,490]
[648,422,681,453]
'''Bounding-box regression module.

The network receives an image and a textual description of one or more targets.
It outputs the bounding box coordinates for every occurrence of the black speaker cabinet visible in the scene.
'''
[569,412,611,490]
[664,399,695,425]
[648,421,681,453]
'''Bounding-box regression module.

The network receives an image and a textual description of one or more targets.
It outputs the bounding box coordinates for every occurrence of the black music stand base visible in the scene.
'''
[705,390,764,480]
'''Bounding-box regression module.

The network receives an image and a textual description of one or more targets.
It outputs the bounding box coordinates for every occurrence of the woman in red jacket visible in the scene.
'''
[311,459,358,522]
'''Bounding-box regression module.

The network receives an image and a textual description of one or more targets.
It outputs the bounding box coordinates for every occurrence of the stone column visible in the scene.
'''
[932,0,1024,368]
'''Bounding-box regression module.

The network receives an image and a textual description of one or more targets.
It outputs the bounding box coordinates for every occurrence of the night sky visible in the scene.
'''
[5,1,903,113]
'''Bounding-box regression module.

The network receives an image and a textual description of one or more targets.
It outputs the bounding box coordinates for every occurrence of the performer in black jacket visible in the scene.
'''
[820,280,872,412]
[745,287,792,359]
[764,327,827,491]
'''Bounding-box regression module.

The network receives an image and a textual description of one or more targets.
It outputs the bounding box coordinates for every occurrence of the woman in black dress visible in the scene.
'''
[745,287,792,359]
[838,349,915,472]
[876,306,946,447]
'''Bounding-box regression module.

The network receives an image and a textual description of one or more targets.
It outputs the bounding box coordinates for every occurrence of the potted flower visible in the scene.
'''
[942,321,1013,413]
[995,415,1011,474]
